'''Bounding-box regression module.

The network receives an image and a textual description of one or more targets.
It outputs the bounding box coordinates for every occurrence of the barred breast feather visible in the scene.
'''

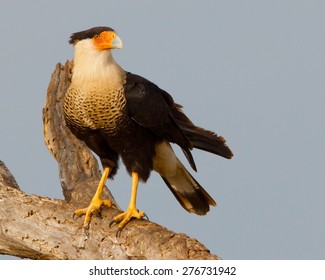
[63,84,127,134]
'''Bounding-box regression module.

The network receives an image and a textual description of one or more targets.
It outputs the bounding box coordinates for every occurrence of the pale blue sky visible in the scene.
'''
[1,0,324,259]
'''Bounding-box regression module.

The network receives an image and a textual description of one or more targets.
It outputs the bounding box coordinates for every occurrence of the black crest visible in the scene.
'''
[69,26,115,44]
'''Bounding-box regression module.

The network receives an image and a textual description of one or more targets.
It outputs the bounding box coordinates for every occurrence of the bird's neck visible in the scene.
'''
[71,46,125,89]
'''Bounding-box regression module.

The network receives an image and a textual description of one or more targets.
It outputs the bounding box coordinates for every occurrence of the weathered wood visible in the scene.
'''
[0,161,20,190]
[0,62,220,260]
[0,185,217,259]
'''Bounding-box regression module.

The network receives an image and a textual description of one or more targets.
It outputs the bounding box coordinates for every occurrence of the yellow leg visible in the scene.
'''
[74,167,112,228]
[112,172,145,229]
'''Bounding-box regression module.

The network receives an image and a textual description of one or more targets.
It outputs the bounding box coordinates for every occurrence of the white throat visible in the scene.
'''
[71,39,124,88]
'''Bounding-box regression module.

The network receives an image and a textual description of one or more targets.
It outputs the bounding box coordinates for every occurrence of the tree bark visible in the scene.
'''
[0,62,219,260]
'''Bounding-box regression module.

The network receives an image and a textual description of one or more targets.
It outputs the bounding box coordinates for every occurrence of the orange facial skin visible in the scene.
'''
[93,31,121,50]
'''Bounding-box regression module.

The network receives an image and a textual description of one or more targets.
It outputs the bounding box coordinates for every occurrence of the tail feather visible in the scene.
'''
[161,163,216,215]
[183,126,233,159]
[153,140,216,215]
[172,104,233,159]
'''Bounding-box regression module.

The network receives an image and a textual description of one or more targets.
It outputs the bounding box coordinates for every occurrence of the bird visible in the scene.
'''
[63,26,233,231]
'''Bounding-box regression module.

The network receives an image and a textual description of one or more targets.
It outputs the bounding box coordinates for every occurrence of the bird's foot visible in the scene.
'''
[74,198,112,229]
[110,207,145,230]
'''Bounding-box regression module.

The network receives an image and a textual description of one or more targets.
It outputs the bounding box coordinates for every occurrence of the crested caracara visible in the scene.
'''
[63,26,233,230]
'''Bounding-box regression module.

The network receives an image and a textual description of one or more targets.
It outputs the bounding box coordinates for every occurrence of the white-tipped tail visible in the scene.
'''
[153,141,216,215]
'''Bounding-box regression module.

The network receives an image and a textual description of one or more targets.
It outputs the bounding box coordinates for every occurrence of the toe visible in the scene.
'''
[74,207,88,217]
[73,199,112,228]
[112,208,145,229]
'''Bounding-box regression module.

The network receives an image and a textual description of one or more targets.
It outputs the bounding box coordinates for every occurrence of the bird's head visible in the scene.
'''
[69,26,124,85]
[69,26,123,51]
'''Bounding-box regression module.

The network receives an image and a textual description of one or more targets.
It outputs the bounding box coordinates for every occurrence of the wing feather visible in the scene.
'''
[123,72,233,171]
[124,72,197,171]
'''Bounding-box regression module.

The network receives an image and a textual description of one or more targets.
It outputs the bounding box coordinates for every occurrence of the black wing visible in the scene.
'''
[171,104,233,159]
[124,72,233,170]
[124,72,197,171]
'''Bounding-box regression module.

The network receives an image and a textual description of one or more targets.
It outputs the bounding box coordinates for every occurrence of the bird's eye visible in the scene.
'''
[94,34,99,39]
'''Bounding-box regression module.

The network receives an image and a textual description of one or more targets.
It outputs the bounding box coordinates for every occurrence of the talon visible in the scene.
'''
[113,207,145,230]
[109,219,116,228]
[72,212,78,221]
[116,228,123,238]
[143,212,149,221]
[74,198,112,228]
